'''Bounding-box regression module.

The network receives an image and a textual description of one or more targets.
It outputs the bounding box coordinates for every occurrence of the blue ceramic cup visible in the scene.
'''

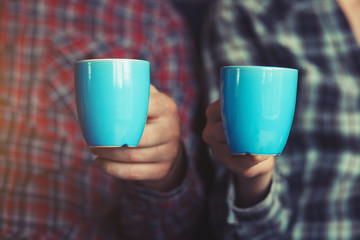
[74,59,150,148]
[220,66,298,155]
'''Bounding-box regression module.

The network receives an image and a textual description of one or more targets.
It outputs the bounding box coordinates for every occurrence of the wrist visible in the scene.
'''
[234,170,273,208]
[138,141,187,192]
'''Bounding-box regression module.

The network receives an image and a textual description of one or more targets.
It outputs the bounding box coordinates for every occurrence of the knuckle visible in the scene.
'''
[127,165,141,180]
[229,162,254,178]
[153,163,171,181]
[247,154,272,164]
[169,144,179,159]
[242,167,261,178]
[202,125,213,144]
[202,127,209,143]
[159,164,172,179]
[103,162,114,176]
[162,142,178,161]
[163,118,181,141]
[127,150,140,162]
[170,126,181,141]
[205,106,212,118]
[165,96,179,113]
[238,168,254,178]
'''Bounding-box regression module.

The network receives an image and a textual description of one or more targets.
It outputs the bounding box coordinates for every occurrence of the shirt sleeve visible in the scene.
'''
[226,172,292,239]
[203,1,294,239]
[120,156,204,239]
[208,156,292,240]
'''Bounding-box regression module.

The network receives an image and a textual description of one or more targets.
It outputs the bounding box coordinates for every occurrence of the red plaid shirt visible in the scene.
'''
[0,0,204,239]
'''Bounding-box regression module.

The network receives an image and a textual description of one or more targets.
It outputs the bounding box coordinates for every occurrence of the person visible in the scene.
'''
[0,0,206,239]
[202,0,360,239]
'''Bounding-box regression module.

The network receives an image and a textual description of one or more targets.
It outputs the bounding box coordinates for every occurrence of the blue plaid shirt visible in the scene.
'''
[203,0,360,239]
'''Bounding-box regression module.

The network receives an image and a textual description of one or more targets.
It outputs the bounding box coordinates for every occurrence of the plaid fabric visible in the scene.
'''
[0,0,204,239]
[203,0,360,239]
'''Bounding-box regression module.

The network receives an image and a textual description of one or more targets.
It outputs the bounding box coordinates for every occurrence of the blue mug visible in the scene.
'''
[74,59,150,148]
[220,66,298,155]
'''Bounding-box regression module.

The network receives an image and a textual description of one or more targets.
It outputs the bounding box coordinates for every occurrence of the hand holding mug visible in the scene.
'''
[203,100,275,207]
[203,100,275,178]
[91,85,185,192]
[203,66,298,207]
[74,59,185,191]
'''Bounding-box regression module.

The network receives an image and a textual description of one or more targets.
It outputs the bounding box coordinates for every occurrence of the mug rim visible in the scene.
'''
[76,58,149,63]
[221,65,298,72]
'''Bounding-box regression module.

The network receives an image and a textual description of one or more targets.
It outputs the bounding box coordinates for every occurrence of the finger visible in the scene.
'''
[147,92,178,119]
[250,155,275,163]
[203,121,226,144]
[94,158,171,181]
[223,154,275,177]
[230,155,275,178]
[138,118,180,147]
[150,84,159,93]
[209,141,233,162]
[205,100,221,124]
[90,140,179,163]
